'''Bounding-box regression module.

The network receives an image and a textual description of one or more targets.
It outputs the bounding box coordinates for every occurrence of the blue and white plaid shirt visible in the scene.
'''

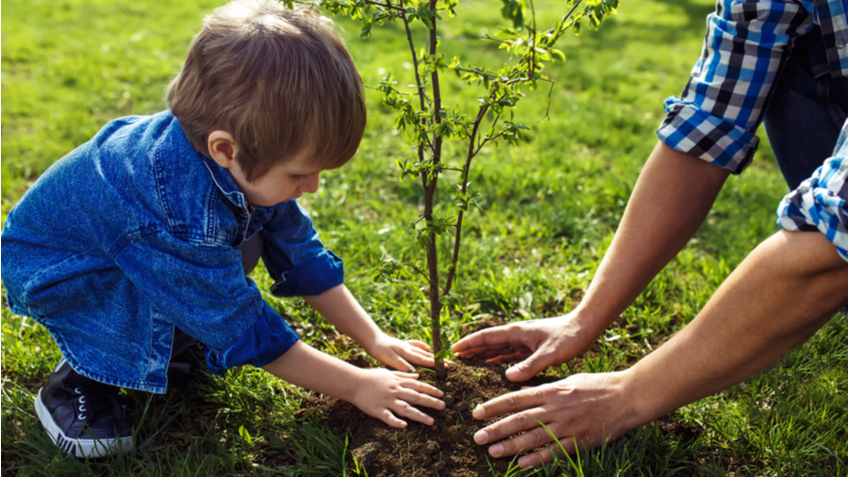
[658,0,848,172]
[658,0,848,262]
[778,121,848,261]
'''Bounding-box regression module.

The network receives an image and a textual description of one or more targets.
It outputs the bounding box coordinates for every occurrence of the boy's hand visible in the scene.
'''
[351,369,446,428]
[365,333,437,372]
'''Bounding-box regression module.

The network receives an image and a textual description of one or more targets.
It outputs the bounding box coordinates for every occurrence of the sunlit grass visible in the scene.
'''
[3,0,846,475]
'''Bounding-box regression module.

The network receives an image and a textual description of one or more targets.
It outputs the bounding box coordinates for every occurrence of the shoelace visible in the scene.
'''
[73,385,126,425]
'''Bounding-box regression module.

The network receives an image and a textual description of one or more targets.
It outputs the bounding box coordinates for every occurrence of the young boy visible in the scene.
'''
[1,0,445,458]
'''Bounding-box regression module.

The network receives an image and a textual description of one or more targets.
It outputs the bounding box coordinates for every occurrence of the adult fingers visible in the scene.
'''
[486,350,532,364]
[452,326,516,354]
[468,345,522,360]
[473,405,549,446]
[471,386,546,420]
[482,421,556,459]
[503,347,561,382]
[517,439,576,468]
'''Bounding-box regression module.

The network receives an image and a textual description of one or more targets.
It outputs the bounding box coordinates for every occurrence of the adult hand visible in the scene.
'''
[350,368,446,428]
[470,371,640,467]
[451,314,593,381]
[365,333,437,373]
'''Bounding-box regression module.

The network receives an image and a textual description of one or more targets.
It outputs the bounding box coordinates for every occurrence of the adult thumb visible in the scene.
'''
[505,352,549,382]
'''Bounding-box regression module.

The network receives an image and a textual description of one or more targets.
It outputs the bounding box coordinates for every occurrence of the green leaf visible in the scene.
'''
[550,49,566,62]
[359,23,372,38]
[238,426,252,446]
[500,0,526,29]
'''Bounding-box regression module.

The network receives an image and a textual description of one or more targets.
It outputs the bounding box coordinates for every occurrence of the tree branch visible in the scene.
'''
[442,103,489,298]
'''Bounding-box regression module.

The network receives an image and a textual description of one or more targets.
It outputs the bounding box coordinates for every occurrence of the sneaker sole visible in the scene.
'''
[35,388,134,458]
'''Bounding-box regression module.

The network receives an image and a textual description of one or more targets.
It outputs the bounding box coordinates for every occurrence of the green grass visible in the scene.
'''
[3,0,847,475]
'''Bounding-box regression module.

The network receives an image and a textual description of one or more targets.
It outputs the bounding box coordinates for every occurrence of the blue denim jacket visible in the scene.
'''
[1,111,344,393]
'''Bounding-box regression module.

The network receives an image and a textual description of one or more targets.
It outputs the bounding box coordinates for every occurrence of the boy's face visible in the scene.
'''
[207,131,322,207]
[228,149,322,207]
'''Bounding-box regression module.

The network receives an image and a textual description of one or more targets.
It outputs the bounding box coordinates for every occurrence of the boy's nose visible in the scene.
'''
[300,173,320,193]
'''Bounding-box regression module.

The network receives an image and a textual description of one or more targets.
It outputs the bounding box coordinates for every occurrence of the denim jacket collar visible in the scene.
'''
[199,152,279,224]
[201,157,250,213]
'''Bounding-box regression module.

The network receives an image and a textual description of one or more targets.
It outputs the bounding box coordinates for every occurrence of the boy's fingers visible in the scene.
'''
[400,358,416,373]
[399,388,445,410]
[381,409,408,429]
[393,401,435,426]
[404,379,445,399]
[406,347,436,362]
[388,356,416,373]
[411,345,435,357]
[392,371,419,379]
[406,340,431,351]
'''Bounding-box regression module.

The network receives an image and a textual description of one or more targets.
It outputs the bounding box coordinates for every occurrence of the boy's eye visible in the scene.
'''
[291,174,309,180]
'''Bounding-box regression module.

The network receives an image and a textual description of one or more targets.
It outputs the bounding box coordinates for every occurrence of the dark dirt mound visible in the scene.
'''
[300,356,557,477]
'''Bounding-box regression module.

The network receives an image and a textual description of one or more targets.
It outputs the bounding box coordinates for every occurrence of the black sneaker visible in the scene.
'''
[34,359,134,457]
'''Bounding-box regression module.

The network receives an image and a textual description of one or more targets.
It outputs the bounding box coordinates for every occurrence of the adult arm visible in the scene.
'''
[453,0,817,379]
[453,142,730,380]
[470,229,848,467]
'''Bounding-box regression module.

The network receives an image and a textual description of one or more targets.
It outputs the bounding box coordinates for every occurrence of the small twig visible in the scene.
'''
[399,0,428,113]
[442,102,488,297]
[364,0,406,13]
[539,78,556,121]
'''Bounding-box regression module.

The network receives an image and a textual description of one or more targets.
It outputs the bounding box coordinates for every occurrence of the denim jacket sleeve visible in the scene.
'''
[114,229,300,373]
[260,201,345,297]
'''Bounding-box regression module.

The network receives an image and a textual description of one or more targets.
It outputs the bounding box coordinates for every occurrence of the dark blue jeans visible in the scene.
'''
[765,26,848,190]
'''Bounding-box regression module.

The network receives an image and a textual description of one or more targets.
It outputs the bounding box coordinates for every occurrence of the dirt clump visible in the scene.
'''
[300,356,557,477]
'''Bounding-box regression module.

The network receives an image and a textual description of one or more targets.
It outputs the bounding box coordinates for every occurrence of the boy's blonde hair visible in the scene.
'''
[167,0,366,181]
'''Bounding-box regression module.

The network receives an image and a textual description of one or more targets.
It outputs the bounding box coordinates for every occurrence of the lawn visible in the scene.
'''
[2,0,847,475]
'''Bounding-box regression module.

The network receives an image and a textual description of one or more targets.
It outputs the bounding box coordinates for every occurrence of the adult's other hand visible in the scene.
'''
[469,371,642,468]
[451,314,595,382]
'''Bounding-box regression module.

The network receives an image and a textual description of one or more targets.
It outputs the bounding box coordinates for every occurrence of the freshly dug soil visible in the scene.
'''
[300,356,557,477]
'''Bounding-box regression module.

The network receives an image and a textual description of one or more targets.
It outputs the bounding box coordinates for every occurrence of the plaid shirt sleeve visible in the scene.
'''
[777,121,848,262]
[658,0,815,173]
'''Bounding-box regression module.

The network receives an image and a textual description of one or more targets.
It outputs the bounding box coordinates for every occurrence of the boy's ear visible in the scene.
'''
[207,130,239,169]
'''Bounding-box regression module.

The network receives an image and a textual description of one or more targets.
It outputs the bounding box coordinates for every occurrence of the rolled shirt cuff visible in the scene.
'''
[205,300,300,373]
[269,250,344,297]
[777,157,848,262]
[658,99,760,174]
